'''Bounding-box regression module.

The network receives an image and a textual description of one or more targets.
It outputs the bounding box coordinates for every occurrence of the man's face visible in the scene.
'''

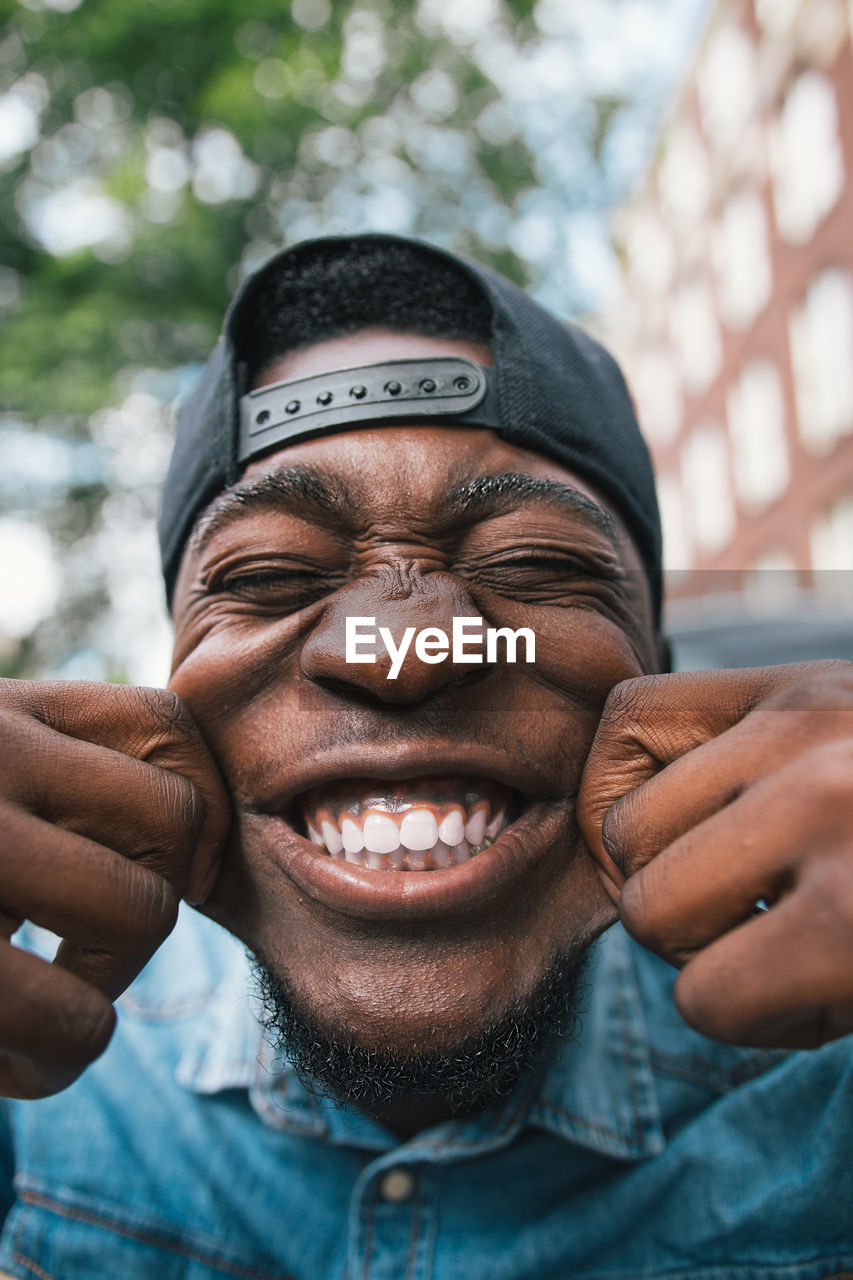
[169,328,658,1095]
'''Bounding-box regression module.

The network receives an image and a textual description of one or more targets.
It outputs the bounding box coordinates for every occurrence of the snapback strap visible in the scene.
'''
[237,357,499,463]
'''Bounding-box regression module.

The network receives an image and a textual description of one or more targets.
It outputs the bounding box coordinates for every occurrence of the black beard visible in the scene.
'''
[250,944,592,1116]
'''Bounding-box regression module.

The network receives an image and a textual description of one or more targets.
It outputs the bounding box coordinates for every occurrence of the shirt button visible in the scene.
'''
[379,1168,415,1203]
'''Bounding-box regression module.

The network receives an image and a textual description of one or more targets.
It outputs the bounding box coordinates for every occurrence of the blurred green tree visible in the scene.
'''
[0,0,705,680]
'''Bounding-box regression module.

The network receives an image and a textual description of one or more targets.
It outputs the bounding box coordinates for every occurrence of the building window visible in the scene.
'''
[745,546,799,611]
[771,71,844,243]
[670,280,722,395]
[696,23,757,152]
[658,123,711,227]
[795,1,848,68]
[713,190,772,331]
[755,0,801,34]
[810,496,853,600]
[633,349,682,446]
[811,496,853,566]
[680,422,736,553]
[726,359,790,512]
[789,267,853,452]
[624,206,675,297]
[657,473,693,571]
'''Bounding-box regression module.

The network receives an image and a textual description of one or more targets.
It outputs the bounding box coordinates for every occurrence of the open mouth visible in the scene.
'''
[295,775,519,872]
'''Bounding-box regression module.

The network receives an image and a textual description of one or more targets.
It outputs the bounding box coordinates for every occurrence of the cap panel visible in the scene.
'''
[158,232,661,618]
[158,337,240,598]
[447,256,662,604]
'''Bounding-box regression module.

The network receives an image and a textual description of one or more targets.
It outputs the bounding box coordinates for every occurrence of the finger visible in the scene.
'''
[577,670,771,890]
[3,721,205,891]
[616,756,836,965]
[594,715,801,880]
[0,941,115,1099]
[1,681,231,903]
[0,807,179,997]
[674,855,853,1048]
[577,663,850,884]
[579,666,780,805]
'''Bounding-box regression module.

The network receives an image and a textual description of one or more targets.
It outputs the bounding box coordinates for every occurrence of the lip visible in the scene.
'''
[245,741,577,921]
[254,798,573,922]
[252,741,561,815]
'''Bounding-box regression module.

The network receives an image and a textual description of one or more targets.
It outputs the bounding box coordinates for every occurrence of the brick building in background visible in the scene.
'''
[604,0,853,622]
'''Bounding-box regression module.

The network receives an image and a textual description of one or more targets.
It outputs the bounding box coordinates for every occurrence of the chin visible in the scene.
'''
[249,929,599,1114]
[204,761,618,1111]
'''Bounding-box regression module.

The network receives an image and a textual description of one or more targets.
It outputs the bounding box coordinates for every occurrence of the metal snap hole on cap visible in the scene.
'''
[350,384,367,399]
[256,409,271,425]
[285,400,301,414]
[419,378,437,393]
[384,380,402,396]
[317,390,333,405]
[379,1169,415,1204]
[454,375,471,391]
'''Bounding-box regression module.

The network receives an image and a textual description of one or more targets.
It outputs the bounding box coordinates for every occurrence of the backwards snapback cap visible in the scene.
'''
[159,233,662,617]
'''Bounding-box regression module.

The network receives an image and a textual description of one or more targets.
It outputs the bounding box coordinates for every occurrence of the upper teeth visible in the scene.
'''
[301,787,511,871]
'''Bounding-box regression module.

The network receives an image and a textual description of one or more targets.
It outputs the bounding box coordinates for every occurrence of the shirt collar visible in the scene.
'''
[528,925,666,1161]
[174,915,664,1162]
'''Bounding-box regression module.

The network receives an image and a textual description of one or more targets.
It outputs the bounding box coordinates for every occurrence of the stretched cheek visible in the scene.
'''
[536,612,649,704]
[474,591,648,714]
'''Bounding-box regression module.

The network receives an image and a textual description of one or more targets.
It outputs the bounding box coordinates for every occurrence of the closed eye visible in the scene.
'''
[455,547,625,600]
[203,559,348,612]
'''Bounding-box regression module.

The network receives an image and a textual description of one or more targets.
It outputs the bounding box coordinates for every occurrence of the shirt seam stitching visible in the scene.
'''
[360,1193,376,1280]
[532,1098,634,1143]
[405,1184,422,1280]
[17,1190,297,1280]
[12,1252,56,1280]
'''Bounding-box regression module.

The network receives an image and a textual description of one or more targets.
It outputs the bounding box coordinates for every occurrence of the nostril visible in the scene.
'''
[303,663,494,707]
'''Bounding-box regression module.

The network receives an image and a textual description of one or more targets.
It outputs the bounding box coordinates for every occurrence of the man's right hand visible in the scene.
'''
[0,680,230,1100]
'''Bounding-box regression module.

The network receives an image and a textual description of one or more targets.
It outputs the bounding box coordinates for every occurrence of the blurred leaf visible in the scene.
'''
[0,0,705,679]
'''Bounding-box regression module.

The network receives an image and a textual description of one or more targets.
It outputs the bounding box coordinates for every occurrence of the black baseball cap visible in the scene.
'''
[159,233,662,617]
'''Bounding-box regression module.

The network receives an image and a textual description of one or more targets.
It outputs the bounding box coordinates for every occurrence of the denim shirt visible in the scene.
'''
[1,909,852,1280]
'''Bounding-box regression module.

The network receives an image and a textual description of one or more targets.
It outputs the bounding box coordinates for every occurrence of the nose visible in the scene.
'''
[300,561,492,704]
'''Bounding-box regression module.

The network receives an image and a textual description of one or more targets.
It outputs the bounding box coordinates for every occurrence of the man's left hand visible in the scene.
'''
[578,661,853,1050]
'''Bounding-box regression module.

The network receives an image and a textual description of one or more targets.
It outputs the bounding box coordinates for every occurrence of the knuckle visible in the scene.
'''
[600,674,659,727]
[600,800,632,863]
[801,855,853,933]
[0,709,54,804]
[765,661,853,715]
[0,679,38,716]
[132,686,196,749]
[803,739,853,808]
[672,957,754,1044]
[123,866,180,948]
[673,965,727,1040]
[619,871,667,953]
[52,987,116,1068]
[143,770,205,853]
[171,773,206,841]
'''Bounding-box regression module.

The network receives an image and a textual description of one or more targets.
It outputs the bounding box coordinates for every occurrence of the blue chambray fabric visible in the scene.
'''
[1,908,852,1280]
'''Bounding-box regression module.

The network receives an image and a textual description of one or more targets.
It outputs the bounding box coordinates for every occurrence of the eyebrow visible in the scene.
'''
[189,463,619,554]
[189,465,351,553]
[443,473,619,540]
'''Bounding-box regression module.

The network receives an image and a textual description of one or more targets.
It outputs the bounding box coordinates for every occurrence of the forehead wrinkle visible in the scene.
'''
[444,473,619,542]
[189,464,353,554]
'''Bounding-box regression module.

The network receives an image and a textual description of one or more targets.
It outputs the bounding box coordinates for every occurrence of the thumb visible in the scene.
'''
[576,670,770,898]
[3,680,231,905]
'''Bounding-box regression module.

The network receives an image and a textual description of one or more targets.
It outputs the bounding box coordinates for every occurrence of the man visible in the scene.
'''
[0,233,851,1278]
